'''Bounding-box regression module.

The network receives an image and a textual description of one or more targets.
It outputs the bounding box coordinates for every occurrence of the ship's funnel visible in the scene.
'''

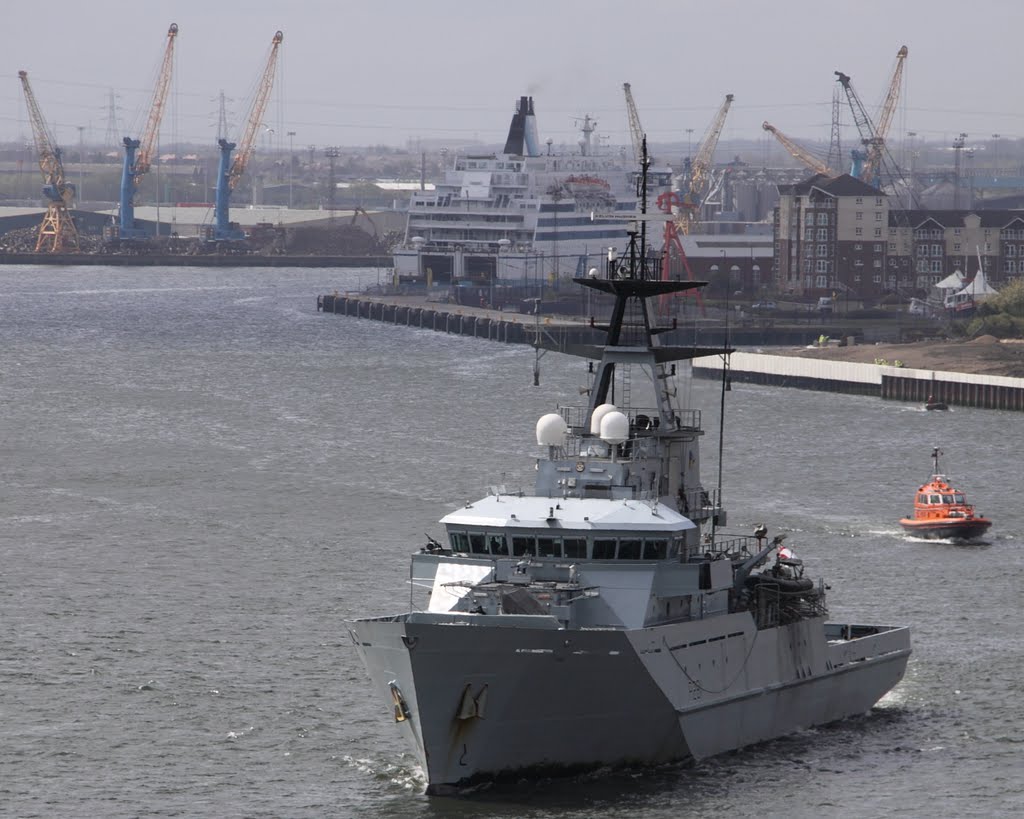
[523,96,541,157]
[503,96,529,155]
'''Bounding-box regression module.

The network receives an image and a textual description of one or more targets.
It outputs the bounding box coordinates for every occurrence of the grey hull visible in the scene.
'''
[349,613,911,793]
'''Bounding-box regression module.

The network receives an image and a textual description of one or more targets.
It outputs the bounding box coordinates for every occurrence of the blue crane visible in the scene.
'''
[118,24,178,240]
[212,31,283,241]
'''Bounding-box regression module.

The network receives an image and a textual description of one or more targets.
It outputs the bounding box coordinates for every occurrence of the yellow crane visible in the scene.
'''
[762,121,835,176]
[18,70,79,252]
[862,45,908,183]
[623,82,645,164]
[677,93,733,234]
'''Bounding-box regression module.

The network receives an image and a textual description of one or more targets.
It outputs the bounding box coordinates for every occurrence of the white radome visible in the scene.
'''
[536,413,568,446]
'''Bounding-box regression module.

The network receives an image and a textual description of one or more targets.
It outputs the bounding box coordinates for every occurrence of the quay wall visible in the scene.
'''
[317,292,1024,413]
[0,253,391,268]
[692,352,1024,412]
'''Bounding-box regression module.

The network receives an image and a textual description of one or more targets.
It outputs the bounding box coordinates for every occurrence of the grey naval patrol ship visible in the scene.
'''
[348,149,911,795]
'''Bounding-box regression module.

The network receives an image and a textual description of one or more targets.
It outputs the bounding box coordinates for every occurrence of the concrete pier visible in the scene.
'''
[692,352,1024,412]
[317,292,1024,413]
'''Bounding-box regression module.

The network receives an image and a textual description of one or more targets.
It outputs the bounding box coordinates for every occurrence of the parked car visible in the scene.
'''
[751,300,777,311]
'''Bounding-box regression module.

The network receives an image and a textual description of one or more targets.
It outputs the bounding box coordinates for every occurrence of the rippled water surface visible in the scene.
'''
[2,265,1022,817]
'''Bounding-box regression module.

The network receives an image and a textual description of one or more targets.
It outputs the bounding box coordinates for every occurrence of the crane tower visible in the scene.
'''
[18,70,79,253]
[213,31,284,241]
[119,23,179,240]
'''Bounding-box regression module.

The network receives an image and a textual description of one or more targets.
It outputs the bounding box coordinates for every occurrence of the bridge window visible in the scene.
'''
[929,494,941,504]
[563,537,586,558]
[593,539,616,560]
[618,539,642,560]
[470,534,488,554]
[536,536,559,557]
[512,536,535,557]
[450,532,470,553]
[488,534,509,555]
[643,539,668,560]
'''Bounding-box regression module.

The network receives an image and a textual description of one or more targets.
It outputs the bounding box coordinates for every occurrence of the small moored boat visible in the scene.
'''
[899,447,991,540]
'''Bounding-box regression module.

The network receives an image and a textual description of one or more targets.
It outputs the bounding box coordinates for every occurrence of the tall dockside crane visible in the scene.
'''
[762,121,836,176]
[119,23,178,240]
[623,83,700,313]
[677,93,733,234]
[18,70,79,252]
[623,82,645,164]
[834,45,908,187]
[213,30,283,241]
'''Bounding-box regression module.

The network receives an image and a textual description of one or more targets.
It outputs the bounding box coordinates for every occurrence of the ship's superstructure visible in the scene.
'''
[393,95,673,285]
[350,146,911,794]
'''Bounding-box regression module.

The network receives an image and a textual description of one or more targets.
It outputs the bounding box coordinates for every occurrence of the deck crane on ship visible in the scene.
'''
[118,23,178,240]
[212,30,283,241]
[18,70,79,253]
[676,93,733,235]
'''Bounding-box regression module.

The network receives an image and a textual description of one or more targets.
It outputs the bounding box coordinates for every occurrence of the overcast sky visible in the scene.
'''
[3,0,1022,157]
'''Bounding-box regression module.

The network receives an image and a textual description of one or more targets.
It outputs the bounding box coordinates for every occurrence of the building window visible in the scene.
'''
[855,197,863,204]
[875,198,883,206]
[817,228,828,240]
[873,228,882,237]
[816,274,828,286]
[817,244,827,256]
[875,211,882,221]
[817,213,829,225]
[1006,259,1018,273]
[874,244,882,252]
[873,259,882,268]
[917,260,929,273]
[931,244,942,256]
[1008,245,1018,257]
[856,227,863,236]
[931,260,943,273]
[854,243,862,250]
[953,243,961,251]
[873,273,882,283]
[856,211,864,220]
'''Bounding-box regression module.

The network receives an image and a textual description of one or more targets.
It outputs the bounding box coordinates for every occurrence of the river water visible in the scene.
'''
[2,265,1022,818]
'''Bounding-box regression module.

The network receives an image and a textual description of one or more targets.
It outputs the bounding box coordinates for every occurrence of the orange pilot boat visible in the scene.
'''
[900,447,992,540]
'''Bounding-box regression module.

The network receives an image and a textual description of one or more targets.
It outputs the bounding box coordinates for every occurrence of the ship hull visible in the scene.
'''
[348,612,911,794]
[899,518,992,540]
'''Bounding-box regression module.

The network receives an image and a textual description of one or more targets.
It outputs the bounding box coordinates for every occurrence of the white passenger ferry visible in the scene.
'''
[393,95,673,287]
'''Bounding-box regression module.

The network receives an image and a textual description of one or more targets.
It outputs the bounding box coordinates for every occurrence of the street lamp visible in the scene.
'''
[287,130,296,208]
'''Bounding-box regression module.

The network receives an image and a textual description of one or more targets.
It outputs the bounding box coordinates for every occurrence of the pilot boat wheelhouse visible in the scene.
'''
[899,447,992,540]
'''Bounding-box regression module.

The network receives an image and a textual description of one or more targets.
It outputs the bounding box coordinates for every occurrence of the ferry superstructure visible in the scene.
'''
[393,95,672,285]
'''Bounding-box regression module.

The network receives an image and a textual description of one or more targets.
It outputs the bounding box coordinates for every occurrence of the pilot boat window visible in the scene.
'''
[536,536,559,557]
[929,494,941,503]
[450,532,470,553]
[954,493,965,503]
[917,494,928,504]
[488,534,509,555]
[563,537,586,558]
[941,494,954,504]
[470,534,488,554]
[512,536,535,556]
[618,538,642,560]
[643,539,668,560]
[593,538,616,560]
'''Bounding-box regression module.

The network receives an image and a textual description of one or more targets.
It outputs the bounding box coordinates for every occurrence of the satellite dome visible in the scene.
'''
[599,411,629,445]
[536,413,568,446]
[590,403,617,435]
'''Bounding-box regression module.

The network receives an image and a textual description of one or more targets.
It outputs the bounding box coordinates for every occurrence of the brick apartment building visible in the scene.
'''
[773,173,1024,301]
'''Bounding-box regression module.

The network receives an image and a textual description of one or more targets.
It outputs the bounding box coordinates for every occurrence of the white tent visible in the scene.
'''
[957,268,998,299]
[935,270,965,291]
